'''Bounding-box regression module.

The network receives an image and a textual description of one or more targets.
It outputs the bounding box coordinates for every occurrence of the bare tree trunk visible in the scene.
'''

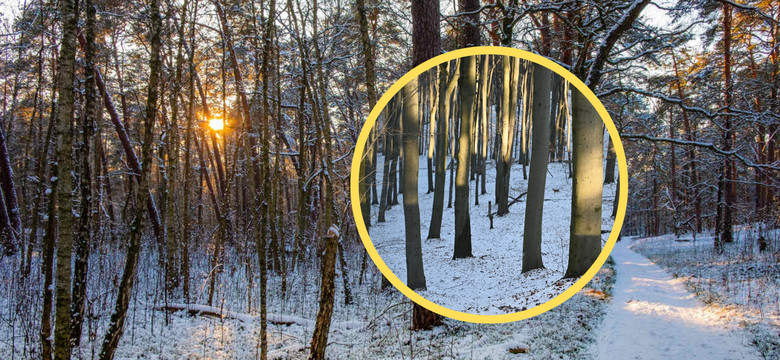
[428,60,458,239]
[495,55,516,216]
[181,0,199,301]
[454,53,476,259]
[51,0,80,356]
[309,226,340,360]
[604,136,616,183]
[356,0,377,233]
[378,101,393,223]
[0,121,19,255]
[564,86,603,278]
[522,65,551,273]
[99,0,161,357]
[453,0,479,258]
[0,121,18,255]
[719,3,734,245]
[71,0,96,345]
[401,78,427,290]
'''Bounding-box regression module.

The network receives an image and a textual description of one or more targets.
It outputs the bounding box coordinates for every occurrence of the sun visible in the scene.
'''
[208,118,225,131]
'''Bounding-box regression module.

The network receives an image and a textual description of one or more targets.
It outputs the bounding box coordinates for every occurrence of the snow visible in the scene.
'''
[592,237,761,359]
[628,227,780,358]
[327,225,340,239]
[0,227,617,359]
[370,157,616,315]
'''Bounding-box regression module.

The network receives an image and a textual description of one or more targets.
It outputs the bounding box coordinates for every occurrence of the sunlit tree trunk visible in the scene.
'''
[428,60,458,239]
[495,55,516,216]
[401,78,427,290]
[564,86,603,278]
[454,53,476,259]
[454,0,479,256]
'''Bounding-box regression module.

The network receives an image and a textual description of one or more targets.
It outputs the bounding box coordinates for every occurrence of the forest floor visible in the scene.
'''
[370,158,616,315]
[590,236,762,359]
[1,225,618,359]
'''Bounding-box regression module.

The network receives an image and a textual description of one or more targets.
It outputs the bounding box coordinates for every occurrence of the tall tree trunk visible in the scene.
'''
[309,0,339,355]
[520,64,533,179]
[401,79,427,290]
[52,0,80,357]
[671,52,701,233]
[408,0,442,328]
[0,119,18,255]
[40,52,59,357]
[453,0,479,258]
[522,65,551,273]
[181,0,199,301]
[309,226,339,360]
[0,119,20,255]
[604,136,616,183]
[357,0,377,232]
[164,0,190,297]
[719,3,734,245]
[71,0,96,346]
[454,53,476,259]
[495,56,516,216]
[564,86,603,278]
[378,100,393,223]
[428,60,458,239]
[99,0,161,356]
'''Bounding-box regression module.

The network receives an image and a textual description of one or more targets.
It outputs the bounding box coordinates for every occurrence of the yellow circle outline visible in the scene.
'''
[350,46,628,324]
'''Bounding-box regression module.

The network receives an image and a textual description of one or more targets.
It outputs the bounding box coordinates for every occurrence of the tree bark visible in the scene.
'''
[718,3,734,245]
[99,0,161,357]
[564,86,603,278]
[604,136,616,183]
[401,79,427,290]
[496,55,517,216]
[357,0,376,232]
[71,0,96,345]
[428,60,459,239]
[454,54,476,259]
[309,226,340,360]
[522,65,551,273]
[52,0,80,356]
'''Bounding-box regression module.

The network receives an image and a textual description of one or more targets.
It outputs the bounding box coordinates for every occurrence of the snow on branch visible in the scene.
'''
[585,0,651,89]
[621,133,780,171]
[598,86,780,120]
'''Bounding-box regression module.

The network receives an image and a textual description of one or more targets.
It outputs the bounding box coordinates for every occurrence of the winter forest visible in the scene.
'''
[364,53,618,316]
[0,0,777,359]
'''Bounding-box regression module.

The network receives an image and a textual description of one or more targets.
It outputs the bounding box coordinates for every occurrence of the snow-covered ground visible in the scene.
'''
[592,237,760,359]
[370,158,616,315]
[629,227,780,358]
[0,242,616,359]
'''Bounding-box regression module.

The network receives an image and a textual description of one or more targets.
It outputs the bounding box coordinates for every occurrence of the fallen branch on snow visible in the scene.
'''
[155,303,365,330]
[486,192,528,217]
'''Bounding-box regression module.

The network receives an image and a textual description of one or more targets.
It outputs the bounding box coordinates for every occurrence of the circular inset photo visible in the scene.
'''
[351,47,627,323]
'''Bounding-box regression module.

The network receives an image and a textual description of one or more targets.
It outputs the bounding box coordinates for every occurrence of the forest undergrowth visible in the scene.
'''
[0,243,616,359]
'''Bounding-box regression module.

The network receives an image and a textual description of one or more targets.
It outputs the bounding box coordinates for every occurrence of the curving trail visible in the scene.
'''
[592,238,758,359]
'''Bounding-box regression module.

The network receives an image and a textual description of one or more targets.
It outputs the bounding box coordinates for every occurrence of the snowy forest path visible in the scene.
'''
[591,238,758,359]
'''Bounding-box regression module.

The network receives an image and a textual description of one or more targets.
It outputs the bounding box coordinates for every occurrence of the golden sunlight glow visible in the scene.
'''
[208,118,225,131]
